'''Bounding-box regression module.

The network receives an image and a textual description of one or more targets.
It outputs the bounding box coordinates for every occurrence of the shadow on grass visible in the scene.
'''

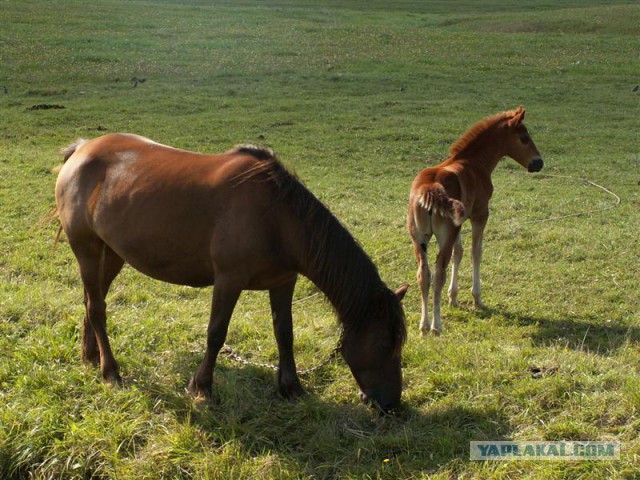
[476,305,638,354]
[141,355,511,478]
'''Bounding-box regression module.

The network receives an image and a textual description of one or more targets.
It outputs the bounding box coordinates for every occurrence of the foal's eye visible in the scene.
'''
[520,133,530,144]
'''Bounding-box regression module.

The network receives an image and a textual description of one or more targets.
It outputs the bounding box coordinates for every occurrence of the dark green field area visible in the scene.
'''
[1,1,639,478]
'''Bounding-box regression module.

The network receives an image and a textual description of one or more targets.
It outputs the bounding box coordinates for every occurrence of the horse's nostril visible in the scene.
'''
[528,157,544,173]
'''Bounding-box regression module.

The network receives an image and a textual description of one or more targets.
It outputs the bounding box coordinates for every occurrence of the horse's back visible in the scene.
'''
[55,134,293,288]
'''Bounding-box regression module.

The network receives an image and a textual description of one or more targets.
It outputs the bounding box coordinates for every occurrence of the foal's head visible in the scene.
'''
[502,106,544,173]
[341,285,408,412]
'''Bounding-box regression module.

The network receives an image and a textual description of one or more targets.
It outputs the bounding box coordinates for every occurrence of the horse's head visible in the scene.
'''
[341,284,408,412]
[504,106,544,173]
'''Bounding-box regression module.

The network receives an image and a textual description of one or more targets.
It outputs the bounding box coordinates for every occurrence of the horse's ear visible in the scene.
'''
[395,284,409,301]
[508,106,526,127]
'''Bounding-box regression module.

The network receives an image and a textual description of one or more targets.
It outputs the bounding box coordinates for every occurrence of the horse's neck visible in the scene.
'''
[299,217,381,325]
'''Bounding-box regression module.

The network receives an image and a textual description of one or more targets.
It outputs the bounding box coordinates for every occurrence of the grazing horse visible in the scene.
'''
[407,107,543,335]
[55,134,408,410]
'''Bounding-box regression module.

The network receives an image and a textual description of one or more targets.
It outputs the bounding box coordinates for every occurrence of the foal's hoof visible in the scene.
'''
[187,376,213,400]
[430,328,441,337]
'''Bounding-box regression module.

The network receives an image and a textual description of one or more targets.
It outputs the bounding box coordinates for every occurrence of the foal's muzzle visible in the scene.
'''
[528,157,544,173]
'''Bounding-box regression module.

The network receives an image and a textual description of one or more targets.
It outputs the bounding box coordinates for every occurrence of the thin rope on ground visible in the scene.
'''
[514,173,621,226]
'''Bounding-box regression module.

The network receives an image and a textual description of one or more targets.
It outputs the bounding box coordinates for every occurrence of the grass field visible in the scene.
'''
[1,1,639,478]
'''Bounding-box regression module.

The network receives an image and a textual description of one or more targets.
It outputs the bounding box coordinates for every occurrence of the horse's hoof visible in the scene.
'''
[419,328,429,337]
[279,381,306,400]
[187,376,213,400]
[103,372,122,385]
[431,328,441,337]
[82,353,100,367]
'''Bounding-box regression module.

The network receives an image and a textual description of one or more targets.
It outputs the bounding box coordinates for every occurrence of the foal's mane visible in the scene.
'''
[230,146,406,353]
[449,109,516,158]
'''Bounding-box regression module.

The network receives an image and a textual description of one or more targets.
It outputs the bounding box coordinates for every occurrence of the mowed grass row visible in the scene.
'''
[1,1,639,478]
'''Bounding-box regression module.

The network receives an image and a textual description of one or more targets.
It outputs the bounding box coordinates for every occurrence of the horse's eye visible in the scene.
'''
[520,133,530,144]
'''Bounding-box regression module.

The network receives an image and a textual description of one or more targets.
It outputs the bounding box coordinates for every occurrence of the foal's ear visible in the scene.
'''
[395,284,409,301]
[508,106,526,127]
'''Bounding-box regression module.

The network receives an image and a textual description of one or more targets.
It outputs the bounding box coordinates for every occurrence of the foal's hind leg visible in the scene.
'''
[432,218,461,335]
[269,277,305,399]
[413,237,432,336]
[448,234,463,307]
[82,245,124,366]
[72,238,123,383]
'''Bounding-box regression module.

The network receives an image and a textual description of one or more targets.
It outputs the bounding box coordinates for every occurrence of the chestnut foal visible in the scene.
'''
[407,107,543,335]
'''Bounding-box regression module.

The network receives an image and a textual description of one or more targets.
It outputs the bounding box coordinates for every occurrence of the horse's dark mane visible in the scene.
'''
[233,149,406,353]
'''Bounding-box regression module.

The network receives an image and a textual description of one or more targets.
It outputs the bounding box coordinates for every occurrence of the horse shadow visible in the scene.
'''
[137,353,511,478]
[474,304,639,355]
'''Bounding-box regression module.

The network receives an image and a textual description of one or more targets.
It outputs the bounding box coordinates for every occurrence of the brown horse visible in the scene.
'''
[55,134,408,410]
[407,107,543,335]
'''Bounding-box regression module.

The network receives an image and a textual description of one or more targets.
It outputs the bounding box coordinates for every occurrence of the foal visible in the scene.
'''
[407,107,543,335]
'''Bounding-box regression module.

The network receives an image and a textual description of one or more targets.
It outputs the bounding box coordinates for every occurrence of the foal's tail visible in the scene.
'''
[50,139,87,251]
[51,138,87,174]
[416,184,465,226]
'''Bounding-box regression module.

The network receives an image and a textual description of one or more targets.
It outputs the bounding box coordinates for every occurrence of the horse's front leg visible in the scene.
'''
[269,276,305,399]
[471,214,488,308]
[189,282,241,399]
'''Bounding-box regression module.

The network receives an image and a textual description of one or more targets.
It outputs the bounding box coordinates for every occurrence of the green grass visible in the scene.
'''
[1,0,639,478]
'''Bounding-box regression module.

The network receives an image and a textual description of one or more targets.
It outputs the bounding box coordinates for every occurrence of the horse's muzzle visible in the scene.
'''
[360,391,399,413]
[528,157,544,173]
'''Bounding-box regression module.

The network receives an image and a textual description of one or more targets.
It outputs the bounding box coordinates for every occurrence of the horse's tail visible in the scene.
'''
[50,139,87,251]
[416,184,465,226]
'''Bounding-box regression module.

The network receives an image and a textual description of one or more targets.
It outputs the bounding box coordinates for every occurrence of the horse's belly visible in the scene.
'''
[96,215,215,288]
[126,256,214,288]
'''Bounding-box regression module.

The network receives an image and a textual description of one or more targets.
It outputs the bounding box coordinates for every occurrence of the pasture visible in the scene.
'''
[1,0,639,478]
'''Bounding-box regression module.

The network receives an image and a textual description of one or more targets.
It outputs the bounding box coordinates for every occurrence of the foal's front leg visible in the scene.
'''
[269,277,305,399]
[189,282,241,399]
[471,215,488,308]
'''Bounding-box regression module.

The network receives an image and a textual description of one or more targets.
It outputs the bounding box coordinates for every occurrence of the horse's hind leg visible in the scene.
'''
[82,245,124,366]
[72,238,122,383]
[448,233,463,307]
[269,277,305,399]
